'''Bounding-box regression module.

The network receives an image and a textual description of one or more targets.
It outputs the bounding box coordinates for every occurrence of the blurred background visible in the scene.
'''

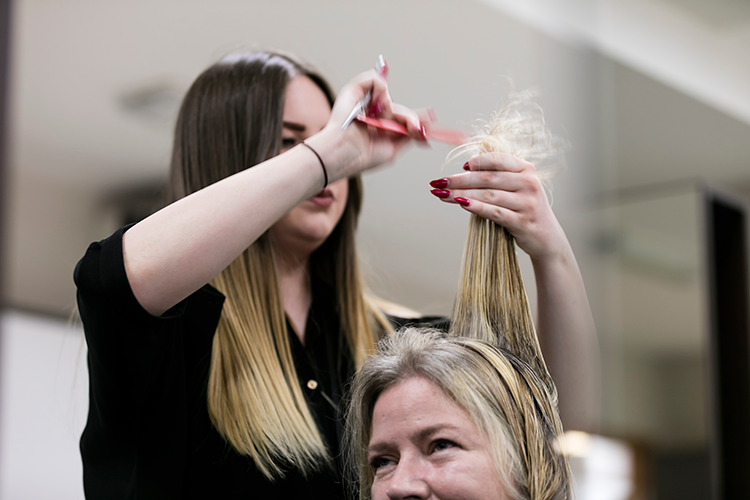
[1,0,749,498]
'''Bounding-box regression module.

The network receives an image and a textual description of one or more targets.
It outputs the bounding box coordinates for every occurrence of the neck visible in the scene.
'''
[275,250,312,344]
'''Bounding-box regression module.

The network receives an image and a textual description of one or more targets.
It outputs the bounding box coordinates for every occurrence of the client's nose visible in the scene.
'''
[385,456,431,500]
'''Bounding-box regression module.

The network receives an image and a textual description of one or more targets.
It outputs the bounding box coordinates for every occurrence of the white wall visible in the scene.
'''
[0,311,88,500]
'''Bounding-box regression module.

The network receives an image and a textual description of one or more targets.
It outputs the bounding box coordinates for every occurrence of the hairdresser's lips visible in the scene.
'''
[307,188,334,208]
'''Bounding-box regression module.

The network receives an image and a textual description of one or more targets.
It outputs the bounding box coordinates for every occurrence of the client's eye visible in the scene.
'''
[369,456,395,471]
[433,439,456,452]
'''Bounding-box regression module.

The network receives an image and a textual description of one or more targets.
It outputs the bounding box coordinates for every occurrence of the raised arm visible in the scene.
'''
[429,152,600,430]
[125,70,424,316]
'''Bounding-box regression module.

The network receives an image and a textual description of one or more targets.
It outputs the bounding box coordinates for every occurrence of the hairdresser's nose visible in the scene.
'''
[385,455,431,500]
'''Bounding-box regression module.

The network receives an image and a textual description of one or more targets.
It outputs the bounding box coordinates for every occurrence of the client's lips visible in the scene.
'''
[308,188,334,208]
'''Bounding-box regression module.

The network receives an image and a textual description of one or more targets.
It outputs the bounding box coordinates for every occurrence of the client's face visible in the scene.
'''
[368,376,506,500]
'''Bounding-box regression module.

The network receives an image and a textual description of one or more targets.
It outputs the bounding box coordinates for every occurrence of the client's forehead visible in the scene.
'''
[369,377,478,445]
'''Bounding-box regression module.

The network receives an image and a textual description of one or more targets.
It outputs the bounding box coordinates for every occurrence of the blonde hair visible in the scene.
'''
[209,235,390,478]
[170,51,391,480]
[449,89,566,397]
[342,89,572,497]
[346,328,571,499]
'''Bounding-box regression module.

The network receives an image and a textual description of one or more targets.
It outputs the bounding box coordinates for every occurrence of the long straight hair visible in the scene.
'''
[169,51,390,479]
[449,89,566,398]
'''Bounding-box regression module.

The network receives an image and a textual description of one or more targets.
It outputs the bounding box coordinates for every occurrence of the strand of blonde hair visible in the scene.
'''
[449,89,567,410]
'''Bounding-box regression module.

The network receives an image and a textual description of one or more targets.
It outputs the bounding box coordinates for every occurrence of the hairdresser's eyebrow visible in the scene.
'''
[283,121,306,132]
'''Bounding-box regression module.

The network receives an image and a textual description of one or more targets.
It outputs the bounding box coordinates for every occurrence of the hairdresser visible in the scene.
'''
[74,51,595,500]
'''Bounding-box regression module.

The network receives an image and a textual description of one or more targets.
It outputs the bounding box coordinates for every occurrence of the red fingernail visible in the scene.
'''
[429,178,448,189]
[418,123,428,141]
[430,189,451,199]
[380,58,388,78]
[367,102,383,116]
[463,162,470,171]
[454,197,471,207]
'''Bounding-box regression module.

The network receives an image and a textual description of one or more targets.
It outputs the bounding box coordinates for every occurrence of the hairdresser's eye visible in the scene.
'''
[432,439,456,453]
[281,137,298,150]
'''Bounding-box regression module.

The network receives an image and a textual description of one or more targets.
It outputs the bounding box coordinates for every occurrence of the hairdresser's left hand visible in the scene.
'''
[431,152,600,432]
[428,152,569,262]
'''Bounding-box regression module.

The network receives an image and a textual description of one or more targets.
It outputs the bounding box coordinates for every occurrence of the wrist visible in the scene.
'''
[529,239,575,275]
[305,126,363,183]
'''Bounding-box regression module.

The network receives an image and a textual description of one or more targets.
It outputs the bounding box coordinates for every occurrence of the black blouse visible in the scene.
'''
[75,226,446,500]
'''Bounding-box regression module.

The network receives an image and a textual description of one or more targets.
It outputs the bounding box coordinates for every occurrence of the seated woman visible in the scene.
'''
[346,327,570,500]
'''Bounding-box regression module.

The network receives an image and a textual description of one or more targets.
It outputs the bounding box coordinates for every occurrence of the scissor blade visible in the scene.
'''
[341,97,368,131]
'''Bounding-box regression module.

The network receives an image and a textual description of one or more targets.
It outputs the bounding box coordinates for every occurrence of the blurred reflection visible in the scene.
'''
[594,187,710,499]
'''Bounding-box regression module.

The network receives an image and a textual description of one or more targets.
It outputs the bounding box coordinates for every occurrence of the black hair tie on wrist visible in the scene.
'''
[300,142,328,188]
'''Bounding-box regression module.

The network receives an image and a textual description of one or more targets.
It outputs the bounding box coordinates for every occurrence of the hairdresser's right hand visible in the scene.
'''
[314,69,425,181]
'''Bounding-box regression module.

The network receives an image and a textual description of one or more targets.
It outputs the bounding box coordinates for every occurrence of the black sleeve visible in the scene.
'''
[74,225,224,500]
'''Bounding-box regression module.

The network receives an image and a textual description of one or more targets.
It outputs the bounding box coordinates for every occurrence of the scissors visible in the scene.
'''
[341,55,388,130]
[342,55,468,146]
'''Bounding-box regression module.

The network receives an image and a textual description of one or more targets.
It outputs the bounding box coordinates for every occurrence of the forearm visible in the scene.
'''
[123,65,425,317]
[124,130,353,316]
[532,244,600,431]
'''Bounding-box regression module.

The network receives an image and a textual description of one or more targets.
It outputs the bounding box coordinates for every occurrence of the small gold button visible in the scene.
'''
[307,380,318,390]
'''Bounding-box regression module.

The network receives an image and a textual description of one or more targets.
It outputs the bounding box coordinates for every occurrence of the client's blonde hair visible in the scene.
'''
[346,328,570,500]
[449,89,566,398]
[346,88,571,498]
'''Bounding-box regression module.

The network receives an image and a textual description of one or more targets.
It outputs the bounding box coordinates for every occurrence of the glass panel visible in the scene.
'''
[595,187,711,499]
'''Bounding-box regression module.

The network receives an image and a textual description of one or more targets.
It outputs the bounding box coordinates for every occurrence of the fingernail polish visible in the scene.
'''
[419,123,428,141]
[463,162,470,171]
[430,189,451,199]
[380,58,388,78]
[367,102,383,116]
[429,178,448,189]
[454,197,471,207]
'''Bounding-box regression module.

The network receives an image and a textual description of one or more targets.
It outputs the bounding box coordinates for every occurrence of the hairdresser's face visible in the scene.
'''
[269,75,349,258]
[368,377,506,500]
